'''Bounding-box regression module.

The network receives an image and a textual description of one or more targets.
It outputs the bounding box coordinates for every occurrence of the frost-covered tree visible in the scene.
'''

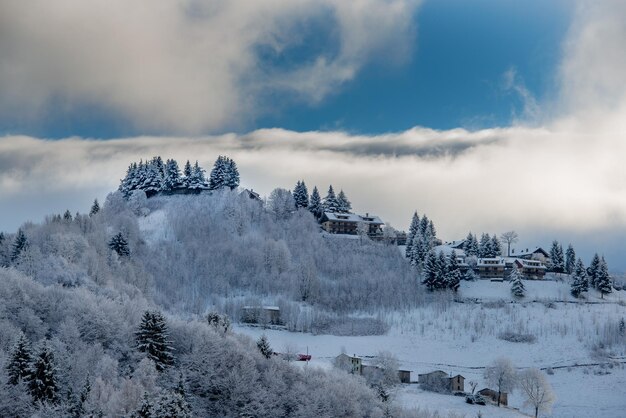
[225,157,240,190]
[183,160,192,187]
[323,185,340,213]
[293,180,309,209]
[548,240,564,273]
[336,190,352,213]
[29,343,58,404]
[406,212,420,259]
[463,232,479,257]
[565,244,576,274]
[422,252,439,291]
[63,210,73,222]
[11,228,29,262]
[141,159,164,197]
[257,335,273,359]
[500,231,519,257]
[187,161,209,190]
[267,188,296,220]
[490,235,502,257]
[154,391,192,418]
[510,266,525,298]
[484,358,517,407]
[308,186,323,219]
[588,253,601,288]
[478,233,492,258]
[136,311,174,371]
[518,368,555,418]
[6,333,33,385]
[208,155,239,190]
[445,250,461,292]
[570,258,588,298]
[108,232,130,257]
[162,159,183,192]
[596,257,612,298]
[89,199,100,217]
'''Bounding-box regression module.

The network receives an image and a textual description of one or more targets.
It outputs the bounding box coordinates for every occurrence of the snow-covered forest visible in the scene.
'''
[0,156,624,417]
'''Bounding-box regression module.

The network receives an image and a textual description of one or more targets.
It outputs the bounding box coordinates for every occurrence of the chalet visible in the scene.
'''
[477,258,506,280]
[241,306,281,325]
[240,188,263,203]
[514,258,546,279]
[320,212,384,237]
[511,247,550,264]
[477,388,508,406]
[418,370,465,393]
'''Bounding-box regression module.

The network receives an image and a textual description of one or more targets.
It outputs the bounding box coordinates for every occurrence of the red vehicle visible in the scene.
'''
[297,354,312,361]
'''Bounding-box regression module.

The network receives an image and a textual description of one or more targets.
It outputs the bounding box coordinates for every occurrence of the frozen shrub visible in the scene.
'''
[497,331,537,343]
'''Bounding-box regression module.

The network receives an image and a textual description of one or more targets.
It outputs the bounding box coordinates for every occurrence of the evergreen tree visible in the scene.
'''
[436,251,447,289]
[478,233,492,258]
[6,333,32,385]
[406,212,420,259]
[549,240,565,273]
[565,244,576,275]
[183,160,193,187]
[63,210,73,222]
[445,250,461,292]
[588,253,601,288]
[510,266,526,298]
[154,392,192,418]
[29,343,58,404]
[208,156,227,190]
[422,252,439,291]
[162,159,183,192]
[69,376,91,418]
[293,181,309,209]
[570,258,588,298]
[134,392,153,418]
[336,190,352,213]
[490,235,502,257]
[89,199,100,217]
[308,186,323,219]
[187,161,208,190]
[141,160,164,197]
[225,157,240,190]
[257,335,273,359]
[136,311,174,371]
[11,228,28,262]
[463,232,479,257]
[323,185,340,213]
[596,257,612,298]
[108,232,130,257]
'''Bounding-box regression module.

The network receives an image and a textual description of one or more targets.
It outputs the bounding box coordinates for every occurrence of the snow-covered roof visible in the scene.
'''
[443,239,466,249]
[511,247,549,257]
[323,212,384,225]
[514,259,546,269]
[432,245,466,258]
[477,258,505,267]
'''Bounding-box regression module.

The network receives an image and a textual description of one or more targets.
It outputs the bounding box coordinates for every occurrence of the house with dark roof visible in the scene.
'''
[418,370,465,393]
[320,212,384,237]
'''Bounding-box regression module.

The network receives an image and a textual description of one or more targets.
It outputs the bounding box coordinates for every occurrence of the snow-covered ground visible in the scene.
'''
[235,280,626,417]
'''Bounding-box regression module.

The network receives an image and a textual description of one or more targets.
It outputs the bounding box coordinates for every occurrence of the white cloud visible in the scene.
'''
[0,0,420,133]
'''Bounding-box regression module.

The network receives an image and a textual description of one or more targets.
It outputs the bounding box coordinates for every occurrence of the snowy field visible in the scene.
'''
[235,280,626,418]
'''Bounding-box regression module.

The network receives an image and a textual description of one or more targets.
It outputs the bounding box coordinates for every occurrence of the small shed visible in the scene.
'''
[398,369,411,384]
[241,306,281,325]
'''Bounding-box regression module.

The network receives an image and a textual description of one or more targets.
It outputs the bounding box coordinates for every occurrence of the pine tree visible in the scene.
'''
[89,199,100,217]
[29,343,58,404]
[188,161,208,190]
[490,235,502,257]
[510,266,526,298]
[293,181,309,209]
[596,257,612,298]
[69,376,91,418]
[183,160,193,188]
[445,250,461,292]
[570,258,588,298]
[565,244,576,275]
[406,212,420,259]
[436,251,447,289]
[208,156,227,190]
[136,311,174,371]
[588,253,601,288]
[422,252,439,291]
[141,159,164,197]
[11,228,28,262]
[63,210,73,222]
[308,186,323,219]
[134,392,153,418]
[549,240,565,273]
[108,232,130,257]
[323,185,340,213]
[225,157,240,190]
[336,190,352,213]
[478,233,492,258]
[162,159,183,192]
[154,391,192,418]
[463,232,479,257]
[6,333,32,385]
[257,335,273,359]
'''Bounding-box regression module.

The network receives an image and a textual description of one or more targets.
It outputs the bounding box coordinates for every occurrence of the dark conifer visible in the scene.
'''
[11,228,28,262]
[308,186,323,219]
[29,343,58,404]
[257,335,273,359]
[108,232,130,257]
[6,333,32,385]
[136,311,174,371]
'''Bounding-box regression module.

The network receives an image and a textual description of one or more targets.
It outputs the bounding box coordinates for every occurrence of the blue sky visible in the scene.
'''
[0,0,571,138]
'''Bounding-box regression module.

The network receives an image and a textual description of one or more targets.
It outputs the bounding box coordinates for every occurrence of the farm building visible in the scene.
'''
[418,370,465,393]
[241,306,281,325]
[477,388,508,406]
[398,369,411,384]
[335,353,363,375]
